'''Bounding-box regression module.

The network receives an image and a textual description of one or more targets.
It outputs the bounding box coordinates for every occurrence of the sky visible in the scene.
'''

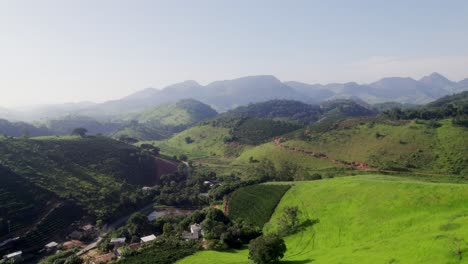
[1,0,468,107]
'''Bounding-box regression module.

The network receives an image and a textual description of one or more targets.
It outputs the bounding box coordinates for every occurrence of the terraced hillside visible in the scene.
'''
[0,136,168,222]
[179,175,468,263]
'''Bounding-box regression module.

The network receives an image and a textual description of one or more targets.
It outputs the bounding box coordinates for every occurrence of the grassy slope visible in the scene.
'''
[126,102,194,126]
[233,142,341,171]
[228,184,291,228]
[148,125,242,159]
[179,175,468,264]
[283,119,467,174]
[152,119,466,177]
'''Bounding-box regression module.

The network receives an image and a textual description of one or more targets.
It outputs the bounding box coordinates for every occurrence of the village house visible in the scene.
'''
[140,234,156,243]
[3,251,22,262]
[110,237,126,248]
[44,241,59,252]
[182,223,203,240]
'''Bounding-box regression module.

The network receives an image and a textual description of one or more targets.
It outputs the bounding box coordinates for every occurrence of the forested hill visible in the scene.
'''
[112,99,218,140]
[0,119,51,137]
[382,91,468,125]
[123,98,217,127]
[218,100,322,125]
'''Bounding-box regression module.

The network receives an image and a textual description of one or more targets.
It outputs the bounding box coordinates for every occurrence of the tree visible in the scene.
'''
[71,127,88,137]
[249,234,286,264]
[278,206,301,235]
[119,135,138,144]
[185,136,194,144]
[64,255,83,264]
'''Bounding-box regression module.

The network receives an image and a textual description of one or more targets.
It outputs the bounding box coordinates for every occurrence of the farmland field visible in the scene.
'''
[179,175,468,263]
[227,184,291,228]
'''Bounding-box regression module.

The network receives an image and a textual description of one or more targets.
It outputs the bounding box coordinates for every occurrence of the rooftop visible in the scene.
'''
[140,234,156,243]
[45,241,59,248]
[110,237,126,243]
[4,251,22,259]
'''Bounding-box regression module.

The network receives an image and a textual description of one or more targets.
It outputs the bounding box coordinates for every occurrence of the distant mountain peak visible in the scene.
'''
[420,72,453,86]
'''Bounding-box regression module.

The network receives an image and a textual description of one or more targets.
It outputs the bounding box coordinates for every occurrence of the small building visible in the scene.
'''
[110,237,126,247]
[184,224,203,240]
[141,186,152,191]
[203,181,214,188]
[82,224,95,232]
[140,234,156,243]
[45,241,59,251]
[3,251,22,262]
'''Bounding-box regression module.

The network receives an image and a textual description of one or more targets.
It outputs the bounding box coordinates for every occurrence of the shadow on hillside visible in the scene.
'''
[292,218,320,234]
[281,259,314,264]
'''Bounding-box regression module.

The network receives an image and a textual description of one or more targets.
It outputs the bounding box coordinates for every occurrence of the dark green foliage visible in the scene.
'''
[47,115,121,136]
[0,137,157,221]
[114,236,200,264]
[71,127,88,137]
[320,99,376,117]
[38,249,78,264]
[0,165,57,237]
[305,173,322,180]
[15,202,83,251]
[197,208,261,249]
[382,91,468,121]
[184,136,194,144]
[219,99,322,125]
[208,177,261,201]
[231,118,301,145]
[154,171,215,206]
[228,184,291,228]
[248,234,287,264]
[277,206,301,236]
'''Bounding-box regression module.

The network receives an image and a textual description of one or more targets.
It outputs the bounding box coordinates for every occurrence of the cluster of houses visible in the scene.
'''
[2,220,205,263]
[1,224,97,263]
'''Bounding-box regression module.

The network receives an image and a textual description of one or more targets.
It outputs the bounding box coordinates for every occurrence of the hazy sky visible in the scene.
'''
[1,0,468,107]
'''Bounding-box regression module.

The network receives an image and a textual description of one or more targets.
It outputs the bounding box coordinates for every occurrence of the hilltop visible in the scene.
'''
[113,99,217,140]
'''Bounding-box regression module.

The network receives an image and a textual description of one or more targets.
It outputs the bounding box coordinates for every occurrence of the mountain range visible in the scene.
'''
[2,72,467,121]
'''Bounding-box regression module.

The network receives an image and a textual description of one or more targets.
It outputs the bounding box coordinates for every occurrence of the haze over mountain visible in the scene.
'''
[1,73,467,122]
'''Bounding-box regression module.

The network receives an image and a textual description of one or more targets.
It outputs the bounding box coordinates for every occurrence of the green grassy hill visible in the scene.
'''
[147,117,467,178]
[147,125,237,159]
[227,184,291,228]
[282,119,467,175]
[126,99,217,126]
[113,99,218,140]
[179,175,468,263]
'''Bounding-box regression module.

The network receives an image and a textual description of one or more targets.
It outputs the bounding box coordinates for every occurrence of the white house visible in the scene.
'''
[110,237,126,247]
[45,241,59,251]
[140,234,156,243]
[3,251,22,261]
